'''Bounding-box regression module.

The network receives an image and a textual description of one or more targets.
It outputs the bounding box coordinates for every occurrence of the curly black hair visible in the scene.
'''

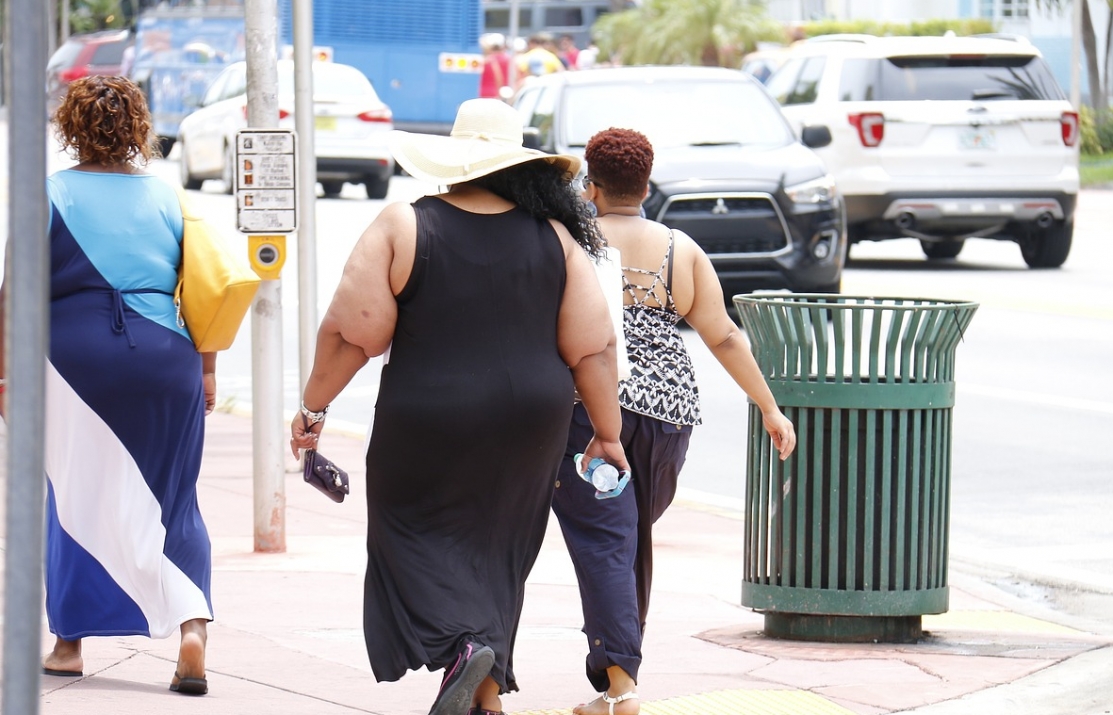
[471,159,606,259]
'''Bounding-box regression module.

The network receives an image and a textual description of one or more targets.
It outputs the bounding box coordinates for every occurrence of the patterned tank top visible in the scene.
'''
[618,231,701,426]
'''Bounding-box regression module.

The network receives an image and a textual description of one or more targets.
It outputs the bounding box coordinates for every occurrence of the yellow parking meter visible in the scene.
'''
[248,235,286,280]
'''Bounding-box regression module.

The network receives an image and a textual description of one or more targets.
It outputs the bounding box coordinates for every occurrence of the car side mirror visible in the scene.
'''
[522,127,542,151]
[801,125,832,149]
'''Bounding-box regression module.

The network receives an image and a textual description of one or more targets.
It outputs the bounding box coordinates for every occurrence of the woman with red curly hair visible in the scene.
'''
[3,76,215,695]
[552,128,797,715]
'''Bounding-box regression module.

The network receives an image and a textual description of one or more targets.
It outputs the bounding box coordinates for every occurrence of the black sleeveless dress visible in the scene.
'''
[362,196,575,693]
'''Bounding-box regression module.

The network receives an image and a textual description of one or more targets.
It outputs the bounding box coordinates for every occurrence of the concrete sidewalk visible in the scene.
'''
[7,411,1113,714]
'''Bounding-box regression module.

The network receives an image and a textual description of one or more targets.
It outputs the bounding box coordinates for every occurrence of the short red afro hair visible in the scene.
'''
[583,127,653,201]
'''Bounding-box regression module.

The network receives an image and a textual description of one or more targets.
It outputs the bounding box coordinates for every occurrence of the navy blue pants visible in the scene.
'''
[552,402,692,692]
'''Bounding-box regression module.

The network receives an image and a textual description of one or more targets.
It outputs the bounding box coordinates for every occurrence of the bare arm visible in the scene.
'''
[682,240,796,460]
[555,224,629,471]
[290,202,415,455]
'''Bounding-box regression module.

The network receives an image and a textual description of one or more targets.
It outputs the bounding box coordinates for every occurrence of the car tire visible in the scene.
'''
[1020,219,1073,268]
[221,143,235,195]
[158,136,176,158]
[321,180,344,198]
[364,175,389,200]
[920,239,965,260]
[178,141,204,191]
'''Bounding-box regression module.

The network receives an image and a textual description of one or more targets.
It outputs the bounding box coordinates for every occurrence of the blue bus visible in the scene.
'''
[278,0,483,134]
[130,2,245,154]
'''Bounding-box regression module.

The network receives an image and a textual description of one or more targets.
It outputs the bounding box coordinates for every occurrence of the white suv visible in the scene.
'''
[766,34,1079,267]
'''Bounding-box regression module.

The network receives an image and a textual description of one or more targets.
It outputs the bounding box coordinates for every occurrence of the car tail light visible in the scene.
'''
[848,112,885,147]
[358,108,393,123]
[241,106,290,120]
[1061,111,1079,147]
[59,66,89,83]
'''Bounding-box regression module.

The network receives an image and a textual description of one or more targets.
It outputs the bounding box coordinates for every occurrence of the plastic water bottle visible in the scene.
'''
[575,454,620,491]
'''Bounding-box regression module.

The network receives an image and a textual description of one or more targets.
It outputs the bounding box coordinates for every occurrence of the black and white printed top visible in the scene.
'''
[618,231,702,426]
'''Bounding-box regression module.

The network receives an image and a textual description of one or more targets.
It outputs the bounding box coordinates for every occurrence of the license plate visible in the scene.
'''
[315,115,337,131]
[960,126,996,150]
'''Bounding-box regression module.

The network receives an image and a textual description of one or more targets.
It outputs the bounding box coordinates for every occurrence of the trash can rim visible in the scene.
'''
[732,293,979,310]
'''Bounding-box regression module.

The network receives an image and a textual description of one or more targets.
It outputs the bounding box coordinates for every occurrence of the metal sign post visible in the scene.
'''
[2,1,49,713]
[243,0,287,554]
[292,0,319,394]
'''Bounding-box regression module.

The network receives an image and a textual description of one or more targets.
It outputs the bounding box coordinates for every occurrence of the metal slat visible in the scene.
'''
[827,408,842,589]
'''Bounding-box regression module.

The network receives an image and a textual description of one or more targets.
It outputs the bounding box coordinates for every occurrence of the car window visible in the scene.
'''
[783,56,825,105]
[90,40,128,65]
[47,40,84,71]
[764,57,806,105]
[201,69,231,106]
[870,55,1066,101]
[515,88,542,124]
[529,87,557,149]
[562,78,794,149]
[219,65,247,101]
[838,58,880,101]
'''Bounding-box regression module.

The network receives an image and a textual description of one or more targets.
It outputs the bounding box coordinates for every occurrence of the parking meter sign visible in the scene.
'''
[236,129,298,234]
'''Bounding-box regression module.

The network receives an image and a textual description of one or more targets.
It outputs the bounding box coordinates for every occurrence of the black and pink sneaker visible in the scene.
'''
[428,637,495,715]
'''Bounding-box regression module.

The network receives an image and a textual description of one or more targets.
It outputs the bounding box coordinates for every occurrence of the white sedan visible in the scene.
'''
[177,59,395,199]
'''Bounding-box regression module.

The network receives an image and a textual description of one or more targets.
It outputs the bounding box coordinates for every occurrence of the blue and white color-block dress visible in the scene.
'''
[44,169,213,640]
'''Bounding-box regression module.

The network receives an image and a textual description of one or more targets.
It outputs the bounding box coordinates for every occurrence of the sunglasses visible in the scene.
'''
[572,176,603,192]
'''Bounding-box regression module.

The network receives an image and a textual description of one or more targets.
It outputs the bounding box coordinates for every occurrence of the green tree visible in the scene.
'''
[69,0,128,34]
[592,0,784,67]
[1035,0,1111,111]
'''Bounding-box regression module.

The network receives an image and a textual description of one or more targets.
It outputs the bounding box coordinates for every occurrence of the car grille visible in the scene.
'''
[657,193,791,257]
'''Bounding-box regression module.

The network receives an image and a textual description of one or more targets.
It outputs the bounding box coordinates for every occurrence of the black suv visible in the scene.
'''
[513,66,847,295]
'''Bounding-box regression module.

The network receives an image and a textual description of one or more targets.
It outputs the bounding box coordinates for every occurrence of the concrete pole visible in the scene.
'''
[292,0,318,392]
[1070,0,1083,110]
[244,0,286,553]
[2,1,49,713]
[507,0,520,91]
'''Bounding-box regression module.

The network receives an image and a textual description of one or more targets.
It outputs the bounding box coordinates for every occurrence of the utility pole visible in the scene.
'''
[292,0,318,391]
[2,1,50,713]
[244,0,286,553]
[1070,0,1082,110]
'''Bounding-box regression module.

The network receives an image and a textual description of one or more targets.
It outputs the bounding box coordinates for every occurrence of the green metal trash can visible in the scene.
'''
[733,294,978,643]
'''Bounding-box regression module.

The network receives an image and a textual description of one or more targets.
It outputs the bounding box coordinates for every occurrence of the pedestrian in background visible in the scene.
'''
[289,98,628,715]
[479,32,511,100]
[515,32,564,89]
[553,127,796,715]
[0,76,215,696]
[558,34,580,69]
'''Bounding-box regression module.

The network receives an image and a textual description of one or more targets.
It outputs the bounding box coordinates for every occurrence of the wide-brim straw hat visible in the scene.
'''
[388,98,581,186]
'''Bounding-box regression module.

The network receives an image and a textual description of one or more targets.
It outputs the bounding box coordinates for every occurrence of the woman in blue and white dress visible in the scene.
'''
[0,76,215,695]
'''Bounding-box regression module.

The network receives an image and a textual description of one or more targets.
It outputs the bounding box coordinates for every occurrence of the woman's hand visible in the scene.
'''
[289,414,323,458]
[579,434,630,474]
[763,409,796,461]
[202,373,216,415]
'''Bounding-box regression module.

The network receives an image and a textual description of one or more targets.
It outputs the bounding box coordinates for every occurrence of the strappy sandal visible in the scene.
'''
[602,690,638,715]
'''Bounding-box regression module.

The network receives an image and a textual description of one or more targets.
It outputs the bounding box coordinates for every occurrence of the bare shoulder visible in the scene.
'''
[547,218,577,257]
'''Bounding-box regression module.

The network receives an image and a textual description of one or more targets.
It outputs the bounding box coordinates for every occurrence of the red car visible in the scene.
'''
[46,29,133,113]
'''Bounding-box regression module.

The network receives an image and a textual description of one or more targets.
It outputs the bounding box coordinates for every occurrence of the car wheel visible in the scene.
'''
[920,239,964,260]
[157,136,175,158]
[364,174,389,200]
[221,143,235,195]
[178,140,203,191]
[1020,219,1072,268]
[320,180,344,198]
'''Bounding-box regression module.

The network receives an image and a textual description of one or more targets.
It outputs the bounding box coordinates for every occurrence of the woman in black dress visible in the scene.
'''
[290,98,629,715]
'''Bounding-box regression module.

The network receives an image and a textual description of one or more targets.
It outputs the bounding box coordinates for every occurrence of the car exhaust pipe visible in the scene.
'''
[896,211,916,229]
[1035,212,1054,228]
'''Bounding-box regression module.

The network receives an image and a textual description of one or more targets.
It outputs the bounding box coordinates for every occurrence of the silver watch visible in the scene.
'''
[300,402,329,425]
